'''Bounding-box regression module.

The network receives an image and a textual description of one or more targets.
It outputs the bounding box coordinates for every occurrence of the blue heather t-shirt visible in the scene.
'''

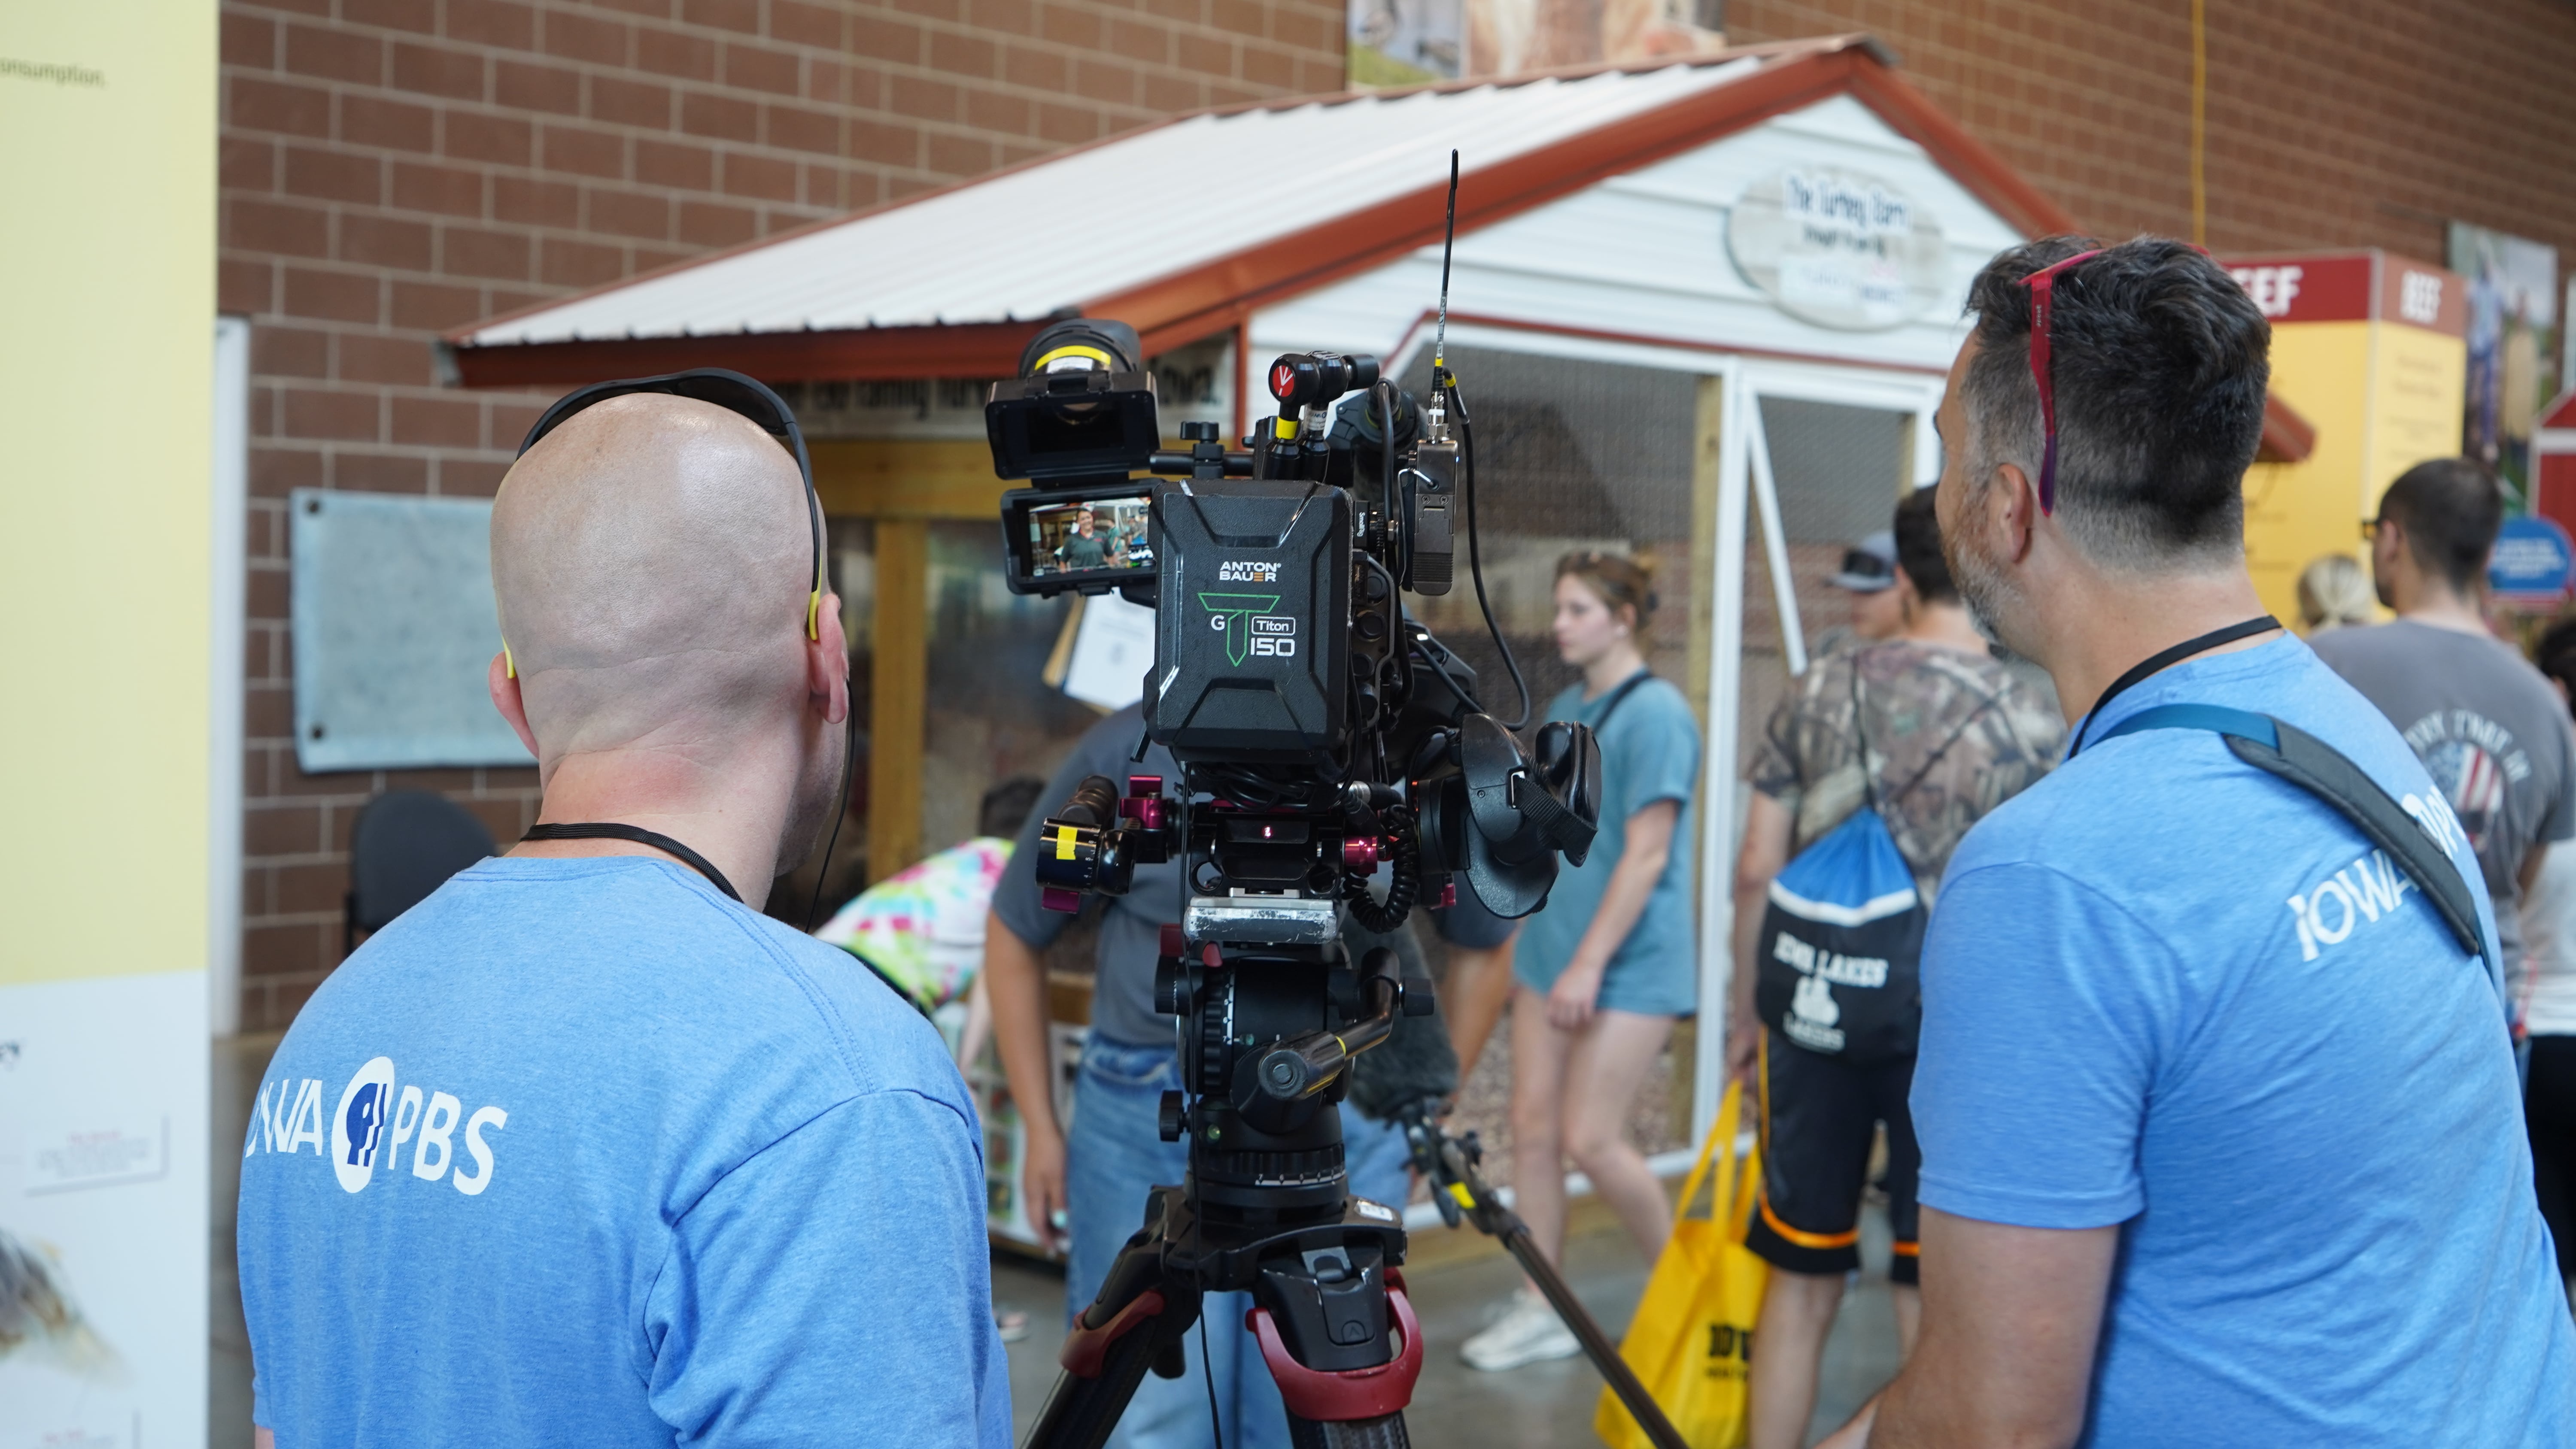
[1916,637,2575,1446]
[1517,673,1701,1016]
[237,856,1012,1448]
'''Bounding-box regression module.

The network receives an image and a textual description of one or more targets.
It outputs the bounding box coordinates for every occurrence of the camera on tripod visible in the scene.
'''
[987,316,1609,1449]
[990,319,1605,929]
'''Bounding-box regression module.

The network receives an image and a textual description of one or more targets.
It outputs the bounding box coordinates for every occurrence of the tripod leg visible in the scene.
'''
[1494,1221,1690,1449]
[1024,1188,1201,1449]
[1024,1318,1168,1449]
[1286,1412,1411,1449]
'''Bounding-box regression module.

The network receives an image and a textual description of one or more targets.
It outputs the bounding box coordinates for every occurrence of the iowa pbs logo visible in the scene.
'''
[331,1056,398,1193]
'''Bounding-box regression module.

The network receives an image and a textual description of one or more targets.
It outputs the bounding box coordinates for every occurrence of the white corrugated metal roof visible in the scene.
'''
[460,56,1783,348]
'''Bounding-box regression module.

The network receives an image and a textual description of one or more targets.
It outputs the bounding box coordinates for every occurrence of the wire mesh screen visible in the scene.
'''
[1735,397,1914,786]
[1396,345,1701,724]
[1392,342,1703,1174]
[1762,397,1911,545]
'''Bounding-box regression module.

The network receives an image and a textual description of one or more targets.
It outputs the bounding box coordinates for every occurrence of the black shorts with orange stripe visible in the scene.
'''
[1747,1030,1920,1285]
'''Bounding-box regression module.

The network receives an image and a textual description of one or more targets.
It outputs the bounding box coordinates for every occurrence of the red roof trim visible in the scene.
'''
[1841,64,2078,237]
[2258,395,2319,464]
[450,322,1047,390]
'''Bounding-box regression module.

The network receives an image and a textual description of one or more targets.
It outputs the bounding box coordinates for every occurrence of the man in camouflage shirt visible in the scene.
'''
[1725,487,2062,1449]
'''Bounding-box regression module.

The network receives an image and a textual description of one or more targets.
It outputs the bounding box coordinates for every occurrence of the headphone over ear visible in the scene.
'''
[501,369,823,676]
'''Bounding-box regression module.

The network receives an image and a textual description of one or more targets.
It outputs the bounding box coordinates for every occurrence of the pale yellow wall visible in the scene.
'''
[0,5,216,985]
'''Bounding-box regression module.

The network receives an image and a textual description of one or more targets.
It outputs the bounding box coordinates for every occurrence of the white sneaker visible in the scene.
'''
[1459,1286,1580,1371]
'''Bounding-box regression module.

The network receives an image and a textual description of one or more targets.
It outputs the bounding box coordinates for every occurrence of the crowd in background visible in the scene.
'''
[235,236,2576,1449]
[829,412,2576,1449]
[2291,461,2576,1310]
[807,250,2576,1447]
[896,450,2576,1449]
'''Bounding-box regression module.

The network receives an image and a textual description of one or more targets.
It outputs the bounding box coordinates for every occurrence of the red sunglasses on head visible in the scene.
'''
[2017,248,2104,515]
[2017,243,2212,515]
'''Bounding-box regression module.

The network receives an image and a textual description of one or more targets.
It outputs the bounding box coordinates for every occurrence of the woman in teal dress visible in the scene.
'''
[1459,550,1704,1370]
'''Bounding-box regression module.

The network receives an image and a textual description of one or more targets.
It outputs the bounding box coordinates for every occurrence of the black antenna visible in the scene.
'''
[1434,149,1459,382]
[1425,150,1532,730]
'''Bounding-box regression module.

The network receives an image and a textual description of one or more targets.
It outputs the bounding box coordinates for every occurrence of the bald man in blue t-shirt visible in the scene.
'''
[237,391,1007,1447]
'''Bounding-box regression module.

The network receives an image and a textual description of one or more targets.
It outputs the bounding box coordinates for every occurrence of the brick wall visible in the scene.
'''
[220,0,1346,1033]
[222,0,2576,1032]
[1728,0,2576,264]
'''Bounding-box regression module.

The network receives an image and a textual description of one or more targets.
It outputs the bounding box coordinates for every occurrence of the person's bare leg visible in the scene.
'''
[1559,1008,1677,1262]
[1508,985,1577,1268]
[1747,1269,1844,1449]
[1892,1282,1921,1358]
[1444,934,1520,1085]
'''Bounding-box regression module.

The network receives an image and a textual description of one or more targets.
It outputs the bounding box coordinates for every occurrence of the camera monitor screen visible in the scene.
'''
[1008,492,1154,590]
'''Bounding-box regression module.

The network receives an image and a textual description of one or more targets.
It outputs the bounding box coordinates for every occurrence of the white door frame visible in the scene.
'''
[1691,359,1946,1145]
[210,317,249,1039]
[1366,322,1951,1150]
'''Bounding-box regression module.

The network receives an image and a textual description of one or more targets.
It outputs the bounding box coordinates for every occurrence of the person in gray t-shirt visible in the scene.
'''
[2312,458,2576,1009]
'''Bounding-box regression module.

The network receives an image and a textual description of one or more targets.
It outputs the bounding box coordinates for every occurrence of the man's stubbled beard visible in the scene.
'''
[1941,472,2035,659]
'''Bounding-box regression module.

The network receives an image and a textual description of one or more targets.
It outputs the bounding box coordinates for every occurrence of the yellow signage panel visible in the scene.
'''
[0,4,216,985]
[2229,252,2467,627]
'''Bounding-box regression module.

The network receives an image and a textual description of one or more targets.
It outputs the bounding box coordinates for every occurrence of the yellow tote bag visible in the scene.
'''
[1595,1081,1768,1449]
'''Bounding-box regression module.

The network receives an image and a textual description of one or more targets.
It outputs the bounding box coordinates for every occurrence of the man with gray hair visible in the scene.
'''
[237,380,1009,1447]
[1820,238,2573,1447]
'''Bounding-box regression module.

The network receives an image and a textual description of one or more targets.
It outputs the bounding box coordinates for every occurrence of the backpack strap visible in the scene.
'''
[2099,703,2493,972]
[1846,647,2005,855]
[1589,670,1654,734]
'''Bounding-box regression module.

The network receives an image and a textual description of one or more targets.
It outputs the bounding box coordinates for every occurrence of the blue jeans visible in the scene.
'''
[1066,1034,1414,1449]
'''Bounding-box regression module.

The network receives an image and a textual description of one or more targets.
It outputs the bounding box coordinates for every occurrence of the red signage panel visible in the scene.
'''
[2218,251,2464,336]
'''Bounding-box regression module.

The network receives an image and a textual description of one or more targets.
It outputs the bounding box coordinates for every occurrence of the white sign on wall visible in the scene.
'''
[0,972,209,1449]
[1726,167,1949,332]
[289,490,532,773]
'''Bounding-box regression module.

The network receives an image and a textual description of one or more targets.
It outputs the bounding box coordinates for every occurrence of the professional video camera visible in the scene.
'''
[988,294,1623,1449]
[993,322,1607,920]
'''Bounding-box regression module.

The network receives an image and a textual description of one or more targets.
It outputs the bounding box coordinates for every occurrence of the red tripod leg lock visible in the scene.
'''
[1058,1289,1167,1379]
[1245,1270,1424,1421]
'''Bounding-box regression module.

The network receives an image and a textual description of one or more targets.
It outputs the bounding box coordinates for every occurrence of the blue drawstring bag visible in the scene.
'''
[1756,657,2008,1064]
[1756,803,1924,1062]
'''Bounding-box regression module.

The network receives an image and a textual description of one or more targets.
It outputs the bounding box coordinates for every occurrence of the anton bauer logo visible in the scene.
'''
[1217,559,1279,584]
[255,1057,509,1197]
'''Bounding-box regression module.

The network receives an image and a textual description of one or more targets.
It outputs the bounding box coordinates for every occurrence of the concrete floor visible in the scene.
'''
[994,1214,1903,1449]
[211,1035,1904,1448]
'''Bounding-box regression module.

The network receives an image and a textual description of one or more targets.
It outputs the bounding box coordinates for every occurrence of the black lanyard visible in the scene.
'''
[2068,615,2280,758]
[523,822,741,900]
[525,821,932,1018]
[1587,668,1654,730]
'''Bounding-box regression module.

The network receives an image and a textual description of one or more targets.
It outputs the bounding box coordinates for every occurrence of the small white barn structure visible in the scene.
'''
[451,36,2080,1144]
